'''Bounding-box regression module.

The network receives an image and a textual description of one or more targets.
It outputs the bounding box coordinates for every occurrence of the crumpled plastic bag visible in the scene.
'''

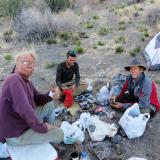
[96,86,109,105]
[0,142,10,158]
[88,116,118,141]
[60,121,84,144]
[119,103,150,139]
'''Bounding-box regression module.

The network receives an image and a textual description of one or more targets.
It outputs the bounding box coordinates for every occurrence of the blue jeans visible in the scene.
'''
[36,101,56,125]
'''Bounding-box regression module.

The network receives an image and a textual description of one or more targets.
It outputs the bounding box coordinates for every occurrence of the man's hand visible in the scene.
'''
[44,123,57,131]
[71,84,77,92]
[109,96,116,104]
[111,102,123,109]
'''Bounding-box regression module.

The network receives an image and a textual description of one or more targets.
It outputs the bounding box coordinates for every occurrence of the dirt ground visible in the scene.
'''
[0,0,160,160]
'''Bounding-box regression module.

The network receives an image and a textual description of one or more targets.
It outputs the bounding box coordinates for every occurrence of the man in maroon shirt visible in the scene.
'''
[0,51,64,149]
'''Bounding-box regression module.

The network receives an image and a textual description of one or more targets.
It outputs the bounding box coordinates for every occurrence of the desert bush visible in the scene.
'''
[14,7,80,41]
[84,21,94,28]
[115,36,126,44]
[129,46,141,57]
[45,61,58,69]
[3,30,13,36]
[58,32,81,47]
[118,21,126,30]
[4,53,12,60]
[45,0,70,12]
[75,46,84,54]
[97,41,105,46]
[0,0,32,17]
[3,30,13,41]
[127,0,145,5]
[145,6,160,26]
[92,15,99,20]
[92,44,97,49]
[46,38,57,44]
[72,35,81,46]
[115,45,124,53]
[137,25,149,37]
[98,27,110,35]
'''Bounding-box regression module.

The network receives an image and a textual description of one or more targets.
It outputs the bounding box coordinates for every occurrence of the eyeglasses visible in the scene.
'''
[19,61,35,67]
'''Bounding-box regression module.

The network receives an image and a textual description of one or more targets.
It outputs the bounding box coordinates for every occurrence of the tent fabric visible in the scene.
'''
[143,32,160,70]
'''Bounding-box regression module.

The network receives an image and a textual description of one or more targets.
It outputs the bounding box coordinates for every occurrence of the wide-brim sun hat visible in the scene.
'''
[124,58,146,71]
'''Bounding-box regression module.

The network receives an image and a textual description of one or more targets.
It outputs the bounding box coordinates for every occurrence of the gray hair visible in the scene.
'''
[15,49,37,63]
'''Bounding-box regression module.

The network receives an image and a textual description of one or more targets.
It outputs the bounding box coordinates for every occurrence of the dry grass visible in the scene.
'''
[14,6,80,41]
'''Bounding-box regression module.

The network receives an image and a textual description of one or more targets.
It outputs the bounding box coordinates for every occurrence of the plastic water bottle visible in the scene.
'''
[87,81,93,93]
[80,151,89,160]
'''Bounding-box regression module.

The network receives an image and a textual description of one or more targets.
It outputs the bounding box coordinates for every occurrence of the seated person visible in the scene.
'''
[110,58,160,116]
[56,49,80,92]
[0,50,68,158]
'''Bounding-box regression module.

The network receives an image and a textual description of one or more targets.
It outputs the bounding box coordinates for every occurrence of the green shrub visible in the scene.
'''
[98,27,110,35]
[141,37,145,41]
[119,21,125,25]
[137,26,149,37]
[58,31,71,41]
[45,61,58,69]
[4,53,12,60]
[85,21,94,29]
[129,51,137,57]
[115,46,124,53]
[3,30,13,36]
[129,46,141,57]
[46,39,57,44]
[143,30,149,37]
[97,41,105,46]
[115,36,126,44]
[75,46,84,54]
[0,0,32,17]
[45,0,70,12]
[92,44,97,49]
[92,15,99,20]
[72,35,81,46]
[118,21,126,30]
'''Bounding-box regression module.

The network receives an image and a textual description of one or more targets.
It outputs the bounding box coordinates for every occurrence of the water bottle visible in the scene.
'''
[87,81,93,94]
[80,151,89,160]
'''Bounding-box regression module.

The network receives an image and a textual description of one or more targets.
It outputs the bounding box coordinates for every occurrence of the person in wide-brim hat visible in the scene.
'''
[109,58,160,117]
[124,58,146,71]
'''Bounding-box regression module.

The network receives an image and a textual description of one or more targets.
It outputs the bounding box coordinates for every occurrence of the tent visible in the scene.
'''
[143,32,160,70]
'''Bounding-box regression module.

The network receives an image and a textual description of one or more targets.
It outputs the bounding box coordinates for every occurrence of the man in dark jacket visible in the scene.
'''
[0,51,64,148]
[56,50,80,92]
[110,58,160,116]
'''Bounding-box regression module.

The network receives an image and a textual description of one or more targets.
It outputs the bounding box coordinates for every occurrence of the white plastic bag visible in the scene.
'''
[96,86,109,105]
[87,116,117,141]
[60,121,84,144]
[119,103,150,139]
[0,142,10,158]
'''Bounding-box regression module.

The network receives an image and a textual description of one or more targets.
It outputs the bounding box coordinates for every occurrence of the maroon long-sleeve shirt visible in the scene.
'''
[0,73,52,142]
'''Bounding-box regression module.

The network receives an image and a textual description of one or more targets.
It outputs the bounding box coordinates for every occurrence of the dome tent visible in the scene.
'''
[143,32,160,70]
